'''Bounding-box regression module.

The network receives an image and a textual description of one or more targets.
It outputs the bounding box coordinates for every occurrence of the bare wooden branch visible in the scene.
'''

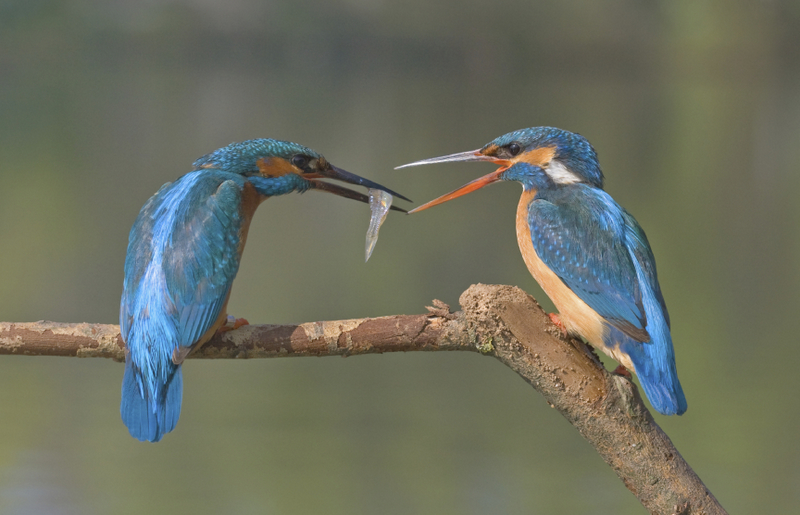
[0,284,726,515]
[0,313,457,362]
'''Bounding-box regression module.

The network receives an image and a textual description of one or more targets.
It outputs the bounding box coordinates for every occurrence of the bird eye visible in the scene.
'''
[291,155,309,168]
[507,143,521,156]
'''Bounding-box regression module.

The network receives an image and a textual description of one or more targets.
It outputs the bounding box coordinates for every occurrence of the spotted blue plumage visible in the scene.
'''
[120,138,408,442]
[527,186,686,415]
[528,185,648,340]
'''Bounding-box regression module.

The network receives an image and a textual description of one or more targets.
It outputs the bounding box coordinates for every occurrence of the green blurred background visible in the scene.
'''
[1,0,799,513]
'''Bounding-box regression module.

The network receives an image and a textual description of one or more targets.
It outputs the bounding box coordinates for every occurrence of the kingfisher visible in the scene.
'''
[398,127,687,416]
[120,138,410,442]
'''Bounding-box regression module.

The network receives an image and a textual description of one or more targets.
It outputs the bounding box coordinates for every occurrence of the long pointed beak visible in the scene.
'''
[320,164,412,203]
[394,149,497,168]
[395,149,510,214]
[407,168,505,213]
[308,180,407,213]
[310,164,411,211]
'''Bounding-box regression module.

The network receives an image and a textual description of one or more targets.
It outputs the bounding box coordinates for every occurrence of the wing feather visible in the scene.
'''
[165,177,245,348]
[528,186,649,342]
[121,172,247,354]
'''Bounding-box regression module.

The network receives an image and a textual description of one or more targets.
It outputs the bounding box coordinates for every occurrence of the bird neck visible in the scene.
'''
[246,174,309,197]
[560,156,603,189]
[517,176,540,192]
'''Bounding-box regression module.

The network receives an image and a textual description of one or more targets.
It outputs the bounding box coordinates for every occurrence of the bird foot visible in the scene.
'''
[548,313,568,338]
[613,365,632,378]
[218,315,250,333]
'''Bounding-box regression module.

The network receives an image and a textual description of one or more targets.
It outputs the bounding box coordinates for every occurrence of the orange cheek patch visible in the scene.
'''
[517,145,557,168]
[482,143,499,156]
[257,157,296,177]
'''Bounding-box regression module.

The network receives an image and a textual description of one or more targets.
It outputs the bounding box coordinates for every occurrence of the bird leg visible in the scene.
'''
[547,312,568,338]
[172,316,249,365]
[613,365,632,378]
[217,315,250,333]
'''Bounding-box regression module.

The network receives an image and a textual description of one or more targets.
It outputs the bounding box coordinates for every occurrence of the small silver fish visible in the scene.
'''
[365,188,393,262]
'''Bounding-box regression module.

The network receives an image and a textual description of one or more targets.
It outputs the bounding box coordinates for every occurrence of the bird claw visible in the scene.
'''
[613,365,632,378]
[547,313,568,338]
[172,346,191,365]
[218,315,250,333]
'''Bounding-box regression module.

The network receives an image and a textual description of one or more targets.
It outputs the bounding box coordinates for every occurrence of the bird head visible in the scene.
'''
[396,127,603,213]
[194,139,410,209]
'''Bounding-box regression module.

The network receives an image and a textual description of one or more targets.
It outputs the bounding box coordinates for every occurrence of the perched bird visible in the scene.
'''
[398,127,686,415]
[121,139,410,442]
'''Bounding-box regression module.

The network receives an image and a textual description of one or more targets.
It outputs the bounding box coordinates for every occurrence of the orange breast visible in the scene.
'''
[236,181,268,257]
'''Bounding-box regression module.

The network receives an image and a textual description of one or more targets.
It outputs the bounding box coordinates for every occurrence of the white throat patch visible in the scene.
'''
[545,160,581,184]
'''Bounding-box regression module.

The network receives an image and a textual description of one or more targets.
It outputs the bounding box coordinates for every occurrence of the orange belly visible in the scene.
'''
[515,189,634,370]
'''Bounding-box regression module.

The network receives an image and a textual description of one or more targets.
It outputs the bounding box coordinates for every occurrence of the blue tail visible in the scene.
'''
[121,360,183,442]
[621,243,687,416]
[620,335,687,415]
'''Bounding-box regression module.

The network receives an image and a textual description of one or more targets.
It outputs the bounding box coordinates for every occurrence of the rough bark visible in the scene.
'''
[0,284,726,515]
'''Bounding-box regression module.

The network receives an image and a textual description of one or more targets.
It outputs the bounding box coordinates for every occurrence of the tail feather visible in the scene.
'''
[121,360,183,442]
[162,365,182,435]
[615,327,687,415]
[621,245,687,416]
[624,343,687,416]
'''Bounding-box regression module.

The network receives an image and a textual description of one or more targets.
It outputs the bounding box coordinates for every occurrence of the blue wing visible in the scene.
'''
[121,171,247,350]
[163,174,246,349]
[120,170,248,441]
[620,210,670,329]
[529,185,685,415]
[529,185,651,342]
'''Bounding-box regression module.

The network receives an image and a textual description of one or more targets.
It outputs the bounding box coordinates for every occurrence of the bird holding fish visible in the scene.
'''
[120,138,409,442]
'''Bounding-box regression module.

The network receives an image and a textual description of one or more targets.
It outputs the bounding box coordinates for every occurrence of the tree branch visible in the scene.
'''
[0,284,726,515]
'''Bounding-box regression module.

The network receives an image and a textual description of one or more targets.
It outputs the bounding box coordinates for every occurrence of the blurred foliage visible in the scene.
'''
[1,0,800,513]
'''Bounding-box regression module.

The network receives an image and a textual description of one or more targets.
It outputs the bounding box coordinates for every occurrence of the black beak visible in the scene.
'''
[309,164,411,212]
